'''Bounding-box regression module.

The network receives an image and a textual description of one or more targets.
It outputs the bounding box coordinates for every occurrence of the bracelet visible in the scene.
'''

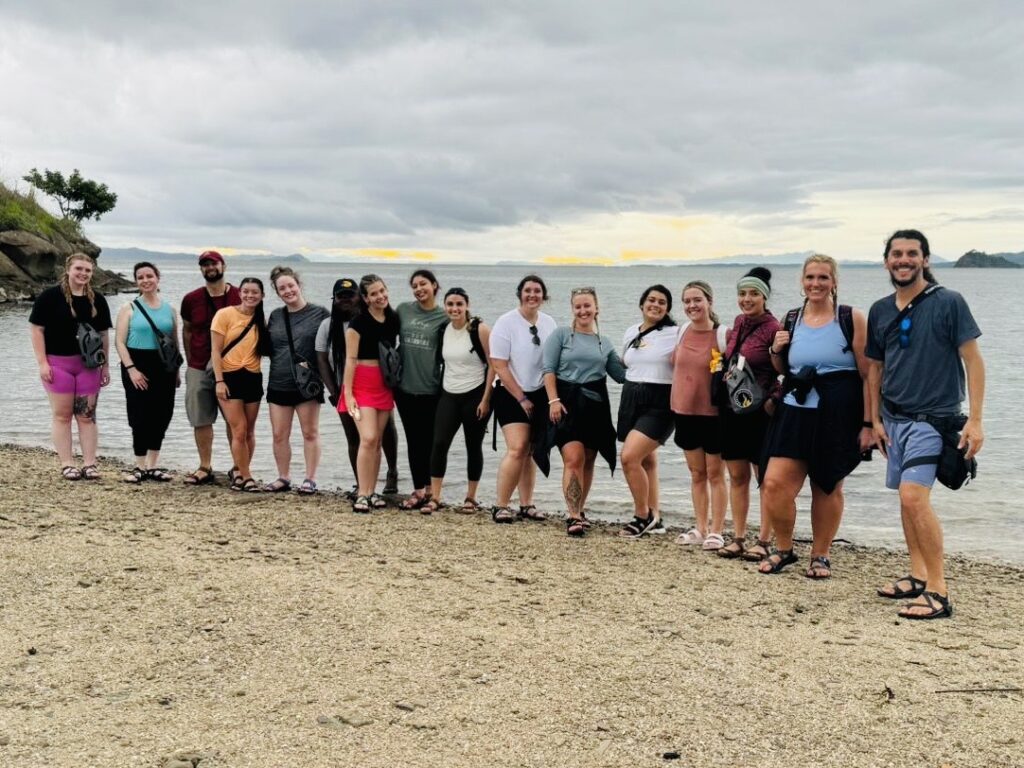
[125,364,136,370]
[862,420,873,428]
[548,398,561,405]
[216,379,225,384]
[769,348,781,356]
[518,396,529,404]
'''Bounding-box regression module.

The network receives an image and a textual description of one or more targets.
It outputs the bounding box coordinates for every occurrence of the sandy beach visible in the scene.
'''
[0,444,1021,768]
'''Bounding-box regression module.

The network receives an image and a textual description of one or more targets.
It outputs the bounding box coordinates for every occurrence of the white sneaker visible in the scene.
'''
[675,528,705,546]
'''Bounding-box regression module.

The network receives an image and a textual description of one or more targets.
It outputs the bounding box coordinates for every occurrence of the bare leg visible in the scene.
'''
[194,424,214,469]
[496,423,531,508]
[73,394,99,465]
[643,453,659,515]
[621,430,660,517]
[726,459,752,538]
[47,392,75,466]
[222,399,255,478]
[706,452,727,535]
[898,483,946,603]
[354,407,387,496]
[295,401,322,481]
[561,441,586,519]
[581,449,597,508]
[268,403,295,481]
[809,480,844,559]
[761,457,808,551]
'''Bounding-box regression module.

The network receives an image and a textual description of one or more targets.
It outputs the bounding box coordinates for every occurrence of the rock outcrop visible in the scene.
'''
[953,249,1022,269]
[0,229,132,302]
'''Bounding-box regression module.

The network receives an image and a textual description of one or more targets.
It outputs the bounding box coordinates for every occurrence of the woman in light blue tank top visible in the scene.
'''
[758,255,873,578]
[114,262,182,482]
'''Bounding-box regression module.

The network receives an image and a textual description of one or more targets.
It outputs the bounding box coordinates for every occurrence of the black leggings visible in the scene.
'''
[121,348,176,458]
[430,383,487,481]
[395,389,440,488]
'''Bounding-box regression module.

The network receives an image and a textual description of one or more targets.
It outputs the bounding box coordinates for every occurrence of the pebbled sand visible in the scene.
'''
[0,445,1021,768]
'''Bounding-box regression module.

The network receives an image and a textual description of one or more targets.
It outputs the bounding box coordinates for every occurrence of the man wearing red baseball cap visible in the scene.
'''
[179,250,241,484]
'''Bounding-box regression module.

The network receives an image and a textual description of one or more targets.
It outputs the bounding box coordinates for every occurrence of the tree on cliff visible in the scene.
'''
[22,168,117,223]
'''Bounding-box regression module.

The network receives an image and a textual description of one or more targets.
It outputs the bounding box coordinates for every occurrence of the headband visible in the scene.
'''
[736,275,770,299]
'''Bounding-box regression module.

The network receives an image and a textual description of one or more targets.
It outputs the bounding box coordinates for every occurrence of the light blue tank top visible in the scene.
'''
[127,299,174,350]
[783,317,856,409]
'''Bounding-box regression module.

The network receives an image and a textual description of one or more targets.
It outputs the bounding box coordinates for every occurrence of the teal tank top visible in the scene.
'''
[127,299,174,350]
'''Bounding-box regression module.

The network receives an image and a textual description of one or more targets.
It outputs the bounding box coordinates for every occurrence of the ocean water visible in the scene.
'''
[3,260,1020,564]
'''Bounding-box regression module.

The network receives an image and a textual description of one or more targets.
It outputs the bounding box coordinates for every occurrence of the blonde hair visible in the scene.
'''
[682,280,720,326]
[569,287,602,350]
[60,252,97,319]
[802,253,839,304]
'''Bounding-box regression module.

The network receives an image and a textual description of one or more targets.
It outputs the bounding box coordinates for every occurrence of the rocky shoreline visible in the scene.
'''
[1,444,1021,767]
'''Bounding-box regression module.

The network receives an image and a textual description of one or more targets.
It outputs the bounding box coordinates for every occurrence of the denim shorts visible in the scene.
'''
[884,418,942,490]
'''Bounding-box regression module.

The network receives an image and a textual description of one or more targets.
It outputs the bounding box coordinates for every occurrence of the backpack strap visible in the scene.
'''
[837,304,854,353]
[468,317,488,366]
[221,314,257,359]
[884,284,943,338]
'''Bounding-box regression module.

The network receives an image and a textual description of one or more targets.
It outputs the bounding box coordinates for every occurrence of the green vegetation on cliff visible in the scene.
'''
[0,182,84,240]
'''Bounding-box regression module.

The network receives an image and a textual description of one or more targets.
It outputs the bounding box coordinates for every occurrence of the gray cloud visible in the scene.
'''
[2,1,1022,253]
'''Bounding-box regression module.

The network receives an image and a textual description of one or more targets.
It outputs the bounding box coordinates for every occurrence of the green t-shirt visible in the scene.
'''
[396,301,447,394]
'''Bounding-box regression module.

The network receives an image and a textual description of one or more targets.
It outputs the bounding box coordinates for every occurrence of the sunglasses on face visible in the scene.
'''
[529,325,540,346]
[899,316,912,349]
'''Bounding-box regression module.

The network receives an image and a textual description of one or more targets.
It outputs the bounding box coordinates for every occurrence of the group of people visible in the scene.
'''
[29,229,985,620]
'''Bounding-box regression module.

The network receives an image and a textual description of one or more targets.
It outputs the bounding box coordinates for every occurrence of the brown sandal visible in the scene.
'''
[716,538,746,559]
[184,466,214,485]
[741,539,770,562]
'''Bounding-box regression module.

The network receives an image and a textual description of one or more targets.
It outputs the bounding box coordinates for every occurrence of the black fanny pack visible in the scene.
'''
[76,323,107,369]
[890,404,977,491]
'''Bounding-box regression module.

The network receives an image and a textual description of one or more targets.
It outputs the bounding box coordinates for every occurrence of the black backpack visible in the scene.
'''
[779,304,855,367]
[435,317,488,372]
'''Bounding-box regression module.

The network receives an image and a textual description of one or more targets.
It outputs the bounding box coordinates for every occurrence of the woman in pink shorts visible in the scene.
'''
[28,252,113,480]
[339,274,400,512]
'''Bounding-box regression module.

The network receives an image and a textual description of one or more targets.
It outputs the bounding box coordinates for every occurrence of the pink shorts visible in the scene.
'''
[44,354,102,396]
[338,364,394,412]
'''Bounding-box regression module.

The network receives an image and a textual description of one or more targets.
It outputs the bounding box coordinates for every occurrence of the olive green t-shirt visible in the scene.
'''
[396,301,447,394]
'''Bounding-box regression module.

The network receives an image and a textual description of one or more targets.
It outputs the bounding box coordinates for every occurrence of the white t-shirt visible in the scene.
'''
[621,324,679,384]
[442,322,487,394]
[489,308,556,391]
[314,316,347,380]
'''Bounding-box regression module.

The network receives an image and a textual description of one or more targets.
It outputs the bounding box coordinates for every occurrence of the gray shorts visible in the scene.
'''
[185,366,219,428]
[884,418,941,490]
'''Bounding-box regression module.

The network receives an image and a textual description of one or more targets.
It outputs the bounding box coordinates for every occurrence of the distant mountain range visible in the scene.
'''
[101,247,308,264]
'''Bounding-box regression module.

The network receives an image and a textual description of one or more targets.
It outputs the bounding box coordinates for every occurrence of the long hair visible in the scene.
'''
[61,252,98,319]
[358,273,399,325]
[639,284,677,329]
[409,268,440,293]
[884,229,937,284]
[569,287,602,351]
[328,297,356,380]
[239,277,272,357]
[682,280,719,326]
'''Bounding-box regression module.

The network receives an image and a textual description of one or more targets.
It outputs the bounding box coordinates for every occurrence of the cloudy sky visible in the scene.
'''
[2,1,1022,263]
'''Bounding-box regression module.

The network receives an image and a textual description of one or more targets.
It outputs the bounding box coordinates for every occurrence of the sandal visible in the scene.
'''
[580,510,593,529]
[741,539,771,562]
[518,504,546,521]
[566,517,587,537]
[620,514,658,538]
[675,528,705,546]
[716,538,746,559]
[370,493,388,509]
[229,475,247,493]
[263,478,291,493]
[491,506,516,524]
[184,466,214,485]
[420,498,441,515]
[145,468,173,482]
[123,467,145,484]
[80,464,100,480]
[353,495,371,513]
[61,465,82,481]
[805,556,832,580]
[296,479,318,495]
[759,549,799,575]
[228,466,239,484]
[242,478,261,493]
[400,491,430,510]
[898,590,953,620]
[877,575,926,600]
[460,497,484,513]
[702,532,726,551]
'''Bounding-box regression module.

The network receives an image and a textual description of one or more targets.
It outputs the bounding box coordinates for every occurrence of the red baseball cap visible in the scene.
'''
[198,250,225,265]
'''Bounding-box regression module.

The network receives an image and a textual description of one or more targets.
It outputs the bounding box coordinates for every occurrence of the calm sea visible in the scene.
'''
[3,261,1020,563]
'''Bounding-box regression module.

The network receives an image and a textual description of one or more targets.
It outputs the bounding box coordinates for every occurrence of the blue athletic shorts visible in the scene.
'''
[883,418,942,490]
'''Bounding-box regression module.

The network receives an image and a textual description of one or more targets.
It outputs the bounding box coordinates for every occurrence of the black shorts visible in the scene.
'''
[673,414,722,454]
[763,403,818,462]
[617,381,673,444]
[719,407,769,463]
[493,383,547,429]
[266,387,324,407]
[222,369,264,404]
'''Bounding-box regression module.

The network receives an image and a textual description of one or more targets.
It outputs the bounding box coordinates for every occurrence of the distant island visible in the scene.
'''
[954,249,1023,268]
[102,247,309,265]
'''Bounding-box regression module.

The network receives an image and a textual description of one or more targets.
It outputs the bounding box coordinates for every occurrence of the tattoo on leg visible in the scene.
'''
[566,473,583,517]
[73,397,96,420]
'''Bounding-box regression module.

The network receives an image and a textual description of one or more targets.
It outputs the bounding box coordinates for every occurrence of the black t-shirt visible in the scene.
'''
[29,285,113,356]
[348,310,399,359]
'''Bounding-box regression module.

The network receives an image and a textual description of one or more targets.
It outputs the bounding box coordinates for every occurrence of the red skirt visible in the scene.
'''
[338,364,394,412]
